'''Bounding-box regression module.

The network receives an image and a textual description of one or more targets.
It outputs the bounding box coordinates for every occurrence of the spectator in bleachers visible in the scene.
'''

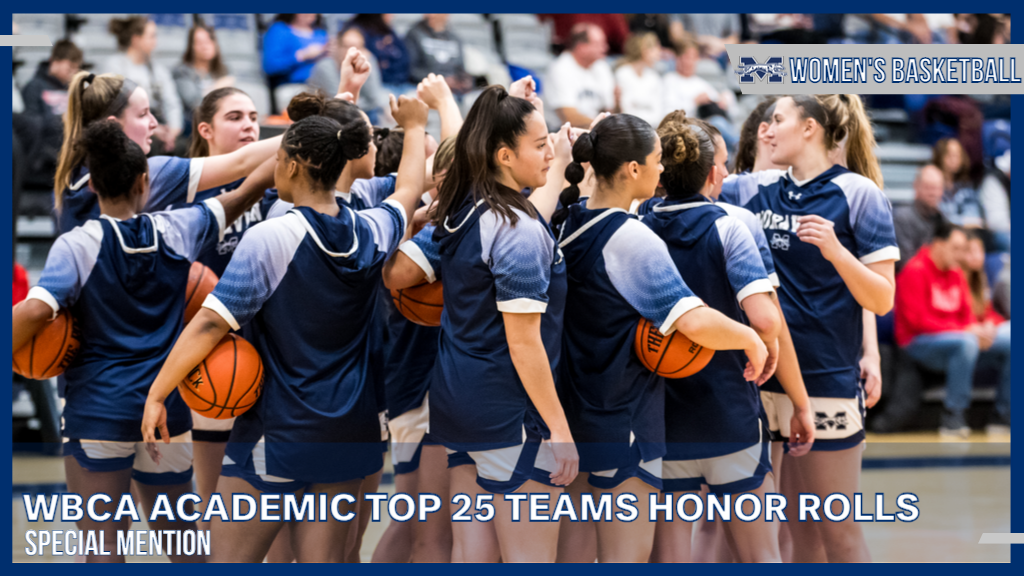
[895,220,1011,438]
[671,14,740,58]
[262,14,328,85]
[893,164,947,271]
[979,150,1011,252]
[345,14,412,95]
[613,32,663,127]
[662,40,737,149]
[173,22,233,131]
[19,40,81,191]
[626,14,679,49]
[308,27,389,125]
[404,15,471,94]
[540,14,630,55]
[545,23,614,128]
[103,16,183,154]
[963,230,1005,325]
[993,258,1011,319]
[957,13,1011,44]
[933,137,985,228]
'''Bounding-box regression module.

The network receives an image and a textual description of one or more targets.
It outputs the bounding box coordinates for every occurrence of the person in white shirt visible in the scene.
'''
[662,41,739,150]
[545,23,615,128]
[613,32,663,127]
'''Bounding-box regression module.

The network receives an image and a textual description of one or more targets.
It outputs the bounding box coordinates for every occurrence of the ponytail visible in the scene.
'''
[551,114,657,227]
[54,72,133,207]
[551,132,593,227]
[791,94,883,189]
[434,85,538,228]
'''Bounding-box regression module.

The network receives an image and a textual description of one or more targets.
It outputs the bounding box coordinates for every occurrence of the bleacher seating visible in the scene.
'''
[494,14,554,74]
[12,15,65,89]
[150,14,191,58]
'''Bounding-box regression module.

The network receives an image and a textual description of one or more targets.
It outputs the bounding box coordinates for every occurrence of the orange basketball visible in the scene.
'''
[390,281,443,327]
[13,309,80,380]
[178,334,264,419]
[185,262,219,323]
[634,318,714,378]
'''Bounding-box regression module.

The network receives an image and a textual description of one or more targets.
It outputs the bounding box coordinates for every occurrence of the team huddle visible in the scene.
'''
[11,47,899,563]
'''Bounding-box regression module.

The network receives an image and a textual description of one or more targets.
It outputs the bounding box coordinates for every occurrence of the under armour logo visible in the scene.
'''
[771,233,790,251]
[788,191,802,200]
[814,411,849,430]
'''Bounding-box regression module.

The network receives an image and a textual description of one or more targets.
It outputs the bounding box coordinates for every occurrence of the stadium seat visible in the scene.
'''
[234,78,272,119]
[151,14,191,57]
[390,14,424,36]
[205,14,259,58]
[273,83,308,114]
[494,14,554,72]
[12,14,64,42]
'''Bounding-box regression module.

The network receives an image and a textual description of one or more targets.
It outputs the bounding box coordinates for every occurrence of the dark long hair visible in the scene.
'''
[734,97,777,174]
[182,22,228,78]
[282,115,368,192]
[188,87,249,158]
[76,120,148,201]
[554,114,657,226]
[659,119,716,200]
[433,85,538,227]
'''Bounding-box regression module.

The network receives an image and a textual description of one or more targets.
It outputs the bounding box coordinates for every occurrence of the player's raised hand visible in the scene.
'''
[338,47,371,97]
[416,73,454,111]
[390,94,429,130]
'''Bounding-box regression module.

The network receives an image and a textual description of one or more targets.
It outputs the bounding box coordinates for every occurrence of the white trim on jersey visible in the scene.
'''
[398,241,437,283]
[26,287,60,320]
[202,294,241,331]
[659,295,705,336]
[443,198,486,233]
[381,199,409,234]
[736,278,775,306]
[335,189,352,203]
[291,208,359,258]
[768,272,780,288]
[859,245,901,265]
[496,298,548,314]
[651,200,706,213]
[203,198,228,242]
[186,158,205,204]
[101,214,159,254]
[556,207,626,247]
[70,172,91,191]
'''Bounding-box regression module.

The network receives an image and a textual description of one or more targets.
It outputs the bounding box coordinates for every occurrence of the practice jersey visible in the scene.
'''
[205,201,406,483]
[387,224,443,420]
[28,200,227,441]
[57,157,205,234]
[419,194,567,452]
[644,197,774,459]
[264,174,397,219]
[720,166,899,398]
[557,205,702,470]
[169,179,278,278]
[638,195,778,286]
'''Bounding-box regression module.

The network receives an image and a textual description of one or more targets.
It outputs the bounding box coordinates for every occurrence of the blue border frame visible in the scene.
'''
[3,3,1020,569]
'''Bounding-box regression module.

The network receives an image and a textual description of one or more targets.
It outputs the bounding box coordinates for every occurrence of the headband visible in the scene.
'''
[85,77,139,124]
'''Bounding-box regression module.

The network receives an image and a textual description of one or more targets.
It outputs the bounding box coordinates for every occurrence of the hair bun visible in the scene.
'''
[286,91,328,122]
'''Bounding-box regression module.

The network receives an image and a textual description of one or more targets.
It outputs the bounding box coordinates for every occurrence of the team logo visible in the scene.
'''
[788,190,803,201]
[814,411,849,431]
[771,233,790,251]
[216,236,241,255]
[735,56,786,84]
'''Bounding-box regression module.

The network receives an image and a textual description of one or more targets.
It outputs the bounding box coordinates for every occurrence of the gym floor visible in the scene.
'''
[12,431,1010,563]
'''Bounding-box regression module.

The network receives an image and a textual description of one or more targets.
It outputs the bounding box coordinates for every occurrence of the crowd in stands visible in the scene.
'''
[12,13,1012,436]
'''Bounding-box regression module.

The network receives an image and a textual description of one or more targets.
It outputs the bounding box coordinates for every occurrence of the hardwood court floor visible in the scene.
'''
[12,432,1010,562]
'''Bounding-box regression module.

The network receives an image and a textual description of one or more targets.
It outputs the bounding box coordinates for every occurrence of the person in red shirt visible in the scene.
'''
[896,220,1011,439]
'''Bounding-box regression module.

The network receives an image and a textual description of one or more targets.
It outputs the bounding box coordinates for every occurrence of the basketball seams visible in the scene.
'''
[185,265,205,309]
[38,312,69,379]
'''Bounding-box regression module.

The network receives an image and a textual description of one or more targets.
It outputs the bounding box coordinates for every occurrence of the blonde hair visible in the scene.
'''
[54,71,132,207]
[790,94,883,189]
[620,32,659,67]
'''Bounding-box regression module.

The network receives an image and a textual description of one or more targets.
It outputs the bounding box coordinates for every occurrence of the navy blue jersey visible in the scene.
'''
[385,224,443,420]
[58,157,203,234]
[29,200,227,441]
[417,195,567,452]
[265,175,397,217]
[169,179,278,278]
[206,200,406,483]
[644,198,775,459]
[557,205,702,470]
[720,166,900,398]
[639,195,778,286]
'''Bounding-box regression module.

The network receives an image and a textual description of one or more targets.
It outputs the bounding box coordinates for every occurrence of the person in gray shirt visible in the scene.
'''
[404,15,471,93]
[308,27,389,124]
[893,164,948,272]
